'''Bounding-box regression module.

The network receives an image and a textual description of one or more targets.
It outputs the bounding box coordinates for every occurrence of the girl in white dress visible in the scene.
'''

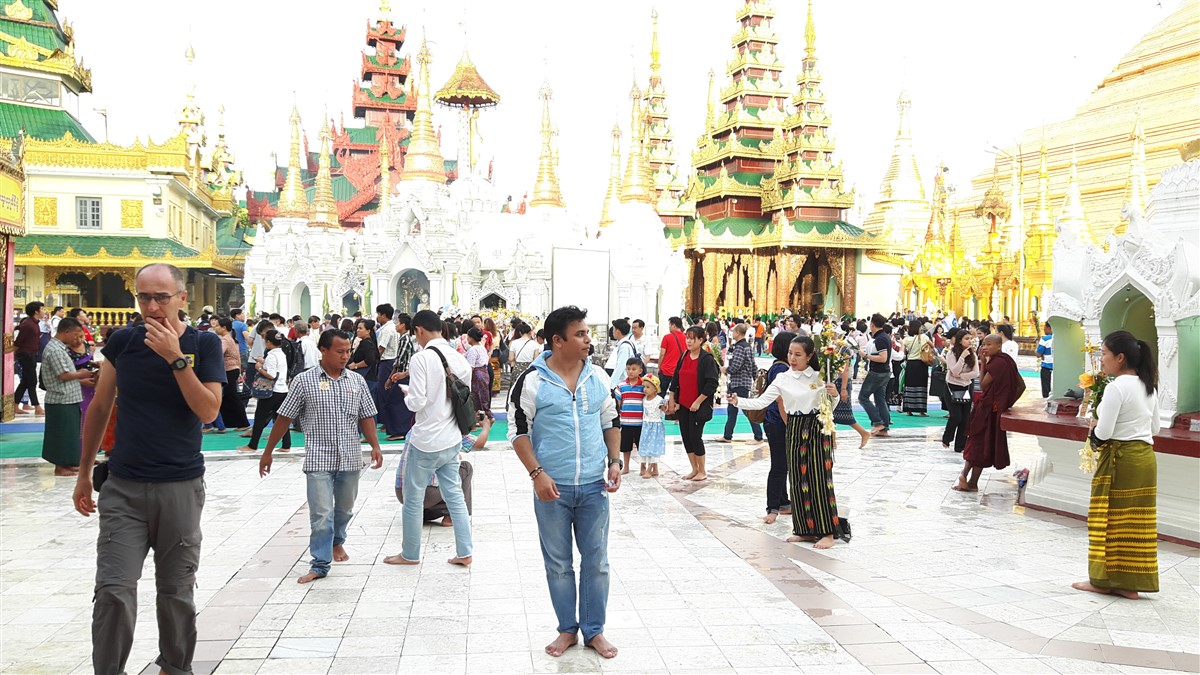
[637,376,666,477]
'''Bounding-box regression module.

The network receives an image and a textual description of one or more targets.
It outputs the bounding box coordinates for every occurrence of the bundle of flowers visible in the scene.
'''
[1077,336,1112,474]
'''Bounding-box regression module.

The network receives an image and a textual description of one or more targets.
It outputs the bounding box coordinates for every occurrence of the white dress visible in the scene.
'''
[637,395,666,460]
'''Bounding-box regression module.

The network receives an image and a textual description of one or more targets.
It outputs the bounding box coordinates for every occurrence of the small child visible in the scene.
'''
[617,358,646,475]
[638,375,666,477]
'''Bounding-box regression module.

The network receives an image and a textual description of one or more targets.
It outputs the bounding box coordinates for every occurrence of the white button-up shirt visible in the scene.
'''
[377,321,399,360]
[405,338,473,453]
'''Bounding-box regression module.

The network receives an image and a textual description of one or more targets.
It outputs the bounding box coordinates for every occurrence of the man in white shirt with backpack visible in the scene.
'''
[383,309,474,567]
[605,318,640,391]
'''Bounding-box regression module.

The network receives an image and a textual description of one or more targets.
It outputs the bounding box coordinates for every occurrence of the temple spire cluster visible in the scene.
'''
[276,105,312,219]
[400,39,447,184]
[309,116,340,228]
[619,83,653,204]
[598,123,623,229]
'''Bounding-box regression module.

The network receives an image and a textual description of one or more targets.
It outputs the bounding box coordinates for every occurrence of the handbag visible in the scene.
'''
[251,374,274,399]
[429,345,478,435]
[919,337,937,366]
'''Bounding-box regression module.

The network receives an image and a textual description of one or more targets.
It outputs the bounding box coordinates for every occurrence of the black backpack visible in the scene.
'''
[279,338,303,381]
[428,345,477,435]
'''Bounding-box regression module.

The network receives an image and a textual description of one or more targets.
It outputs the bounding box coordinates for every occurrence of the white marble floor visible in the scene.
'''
[1,415,1196,674]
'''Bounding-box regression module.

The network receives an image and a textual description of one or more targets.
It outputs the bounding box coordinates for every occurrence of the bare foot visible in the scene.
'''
[545,631,578,657]
[874,429,890,437]
[1113,589,1140,599]
[763,512,778,524]
[620,467,630,475]
[787,535,818,543]
[691,473,708,481]
[1071,581,1111,595]
[34,406,44,416]
[682,471,697,480]
[585,633,618,659]
[383,554,419,565]
[297,572,323,584]
[650,465,659,477]
[448,556,472,567]
[814,535,835,549]
[641,472,652,479]
[53,466,77,476]
[440,515,453,527]
[942,442,951,449]
[858,430,871,448]
[333,545,349,562]
[952,478,978,493]
[236,445,256,453]
[779,506,792,515]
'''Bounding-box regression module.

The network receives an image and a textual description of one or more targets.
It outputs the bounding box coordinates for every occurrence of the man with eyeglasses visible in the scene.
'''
[72,263,225,675]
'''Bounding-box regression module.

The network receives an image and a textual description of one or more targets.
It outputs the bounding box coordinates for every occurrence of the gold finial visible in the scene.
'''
[276,105,312,219]
[804,0,817,60]
[1056,147,1090,242]
[620,85,653,204]
[378,134,392,213]
[1120,112,1149,231]
[649,8,661,74]
[310,115,340,228]
[1031,142,1053,231]
[896,89,912,139]
[599,122,623,228]
[380,0,391,13]
[400,37,447,184]
[529,79,565,208]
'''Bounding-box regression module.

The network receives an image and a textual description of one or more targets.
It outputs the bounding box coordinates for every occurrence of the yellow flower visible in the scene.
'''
[1079,372,1095,388]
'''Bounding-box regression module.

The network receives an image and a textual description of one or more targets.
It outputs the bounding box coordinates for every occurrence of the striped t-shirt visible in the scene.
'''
[1037,335,1053,370]
[618,380,645,426]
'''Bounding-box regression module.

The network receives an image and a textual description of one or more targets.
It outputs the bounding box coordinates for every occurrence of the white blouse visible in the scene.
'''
[1001,339,1019,360]
[1094,374,1161,443]
[263,348,289,393]
[735,367,829,414]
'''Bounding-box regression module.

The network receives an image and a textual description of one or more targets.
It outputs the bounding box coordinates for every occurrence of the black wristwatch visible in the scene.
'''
[170,357,189,371]
[608,457,623,470]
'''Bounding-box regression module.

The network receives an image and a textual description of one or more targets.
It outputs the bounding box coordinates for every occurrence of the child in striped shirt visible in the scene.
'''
[618,358,646,475]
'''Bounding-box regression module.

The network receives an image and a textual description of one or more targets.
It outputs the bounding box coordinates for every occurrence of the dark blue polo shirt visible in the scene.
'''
[102,324,225,482]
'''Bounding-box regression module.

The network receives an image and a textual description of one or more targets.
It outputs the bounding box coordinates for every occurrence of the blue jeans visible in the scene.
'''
[306,471,361,577]
[401,446,473,560]
[533,480,611,643]
[859,370,892,429]
[724,385,763,440]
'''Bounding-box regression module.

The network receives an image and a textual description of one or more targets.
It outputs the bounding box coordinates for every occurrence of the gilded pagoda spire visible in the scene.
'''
[1117,113,1149,236]
[1006,151,1023,254]
[378,135,392,213]
[400,38,447,184]
[1030,143,1053,231]
[804,0,817,60]
[1056,148,1090,243]
[309,115,340,228]
[878,90,924,202]
[704,69,716,132]
[529,79,565,208]
[599,123,623,229]
[620,83,653,204]
[276,104,311,220]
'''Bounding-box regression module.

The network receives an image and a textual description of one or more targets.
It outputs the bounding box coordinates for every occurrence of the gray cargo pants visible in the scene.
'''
[93,474,205,675]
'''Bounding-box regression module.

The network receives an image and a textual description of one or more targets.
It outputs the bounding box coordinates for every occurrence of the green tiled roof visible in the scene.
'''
[346,126,381,144]
[0,102,95,142]
[365,55,409,70]
[0,9,69,54]
[357,88,409,105]
[791,220,869,237]
[16,234,201,258]
[696,171,765,188]
[304,175,359,202]
[216,215,255,257]
[703,217,765,237]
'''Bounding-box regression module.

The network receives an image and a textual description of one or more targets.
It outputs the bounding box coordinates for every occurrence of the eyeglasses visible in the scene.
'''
[136,291,182,305]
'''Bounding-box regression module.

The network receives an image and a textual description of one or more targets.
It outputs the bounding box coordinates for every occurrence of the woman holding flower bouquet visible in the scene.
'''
[730,335,845,549]
[1073,330,1160,599]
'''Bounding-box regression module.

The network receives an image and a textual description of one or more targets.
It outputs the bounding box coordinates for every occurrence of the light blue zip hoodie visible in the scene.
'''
[507,350,618,485]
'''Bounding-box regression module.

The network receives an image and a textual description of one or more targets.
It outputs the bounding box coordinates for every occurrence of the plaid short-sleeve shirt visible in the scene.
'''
[277,366,378,472]
[42,338,82,405]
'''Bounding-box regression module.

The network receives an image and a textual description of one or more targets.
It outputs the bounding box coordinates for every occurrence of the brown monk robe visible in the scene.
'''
[955,334,1025,492]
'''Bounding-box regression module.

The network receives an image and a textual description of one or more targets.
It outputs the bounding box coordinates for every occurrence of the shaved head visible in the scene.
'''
[982,334,1003,346]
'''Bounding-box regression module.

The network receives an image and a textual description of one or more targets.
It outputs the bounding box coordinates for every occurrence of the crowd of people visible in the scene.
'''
[4,264,1164,672]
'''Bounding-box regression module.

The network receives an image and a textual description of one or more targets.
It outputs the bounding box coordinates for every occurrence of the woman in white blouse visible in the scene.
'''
[240,330,291,453]
[730,335,845,549]
[1073,330,1160,600]
[941,329,980,453]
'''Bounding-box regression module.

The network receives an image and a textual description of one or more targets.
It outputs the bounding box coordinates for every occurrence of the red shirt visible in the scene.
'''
[677,353,699,407]
[659,329,686,376]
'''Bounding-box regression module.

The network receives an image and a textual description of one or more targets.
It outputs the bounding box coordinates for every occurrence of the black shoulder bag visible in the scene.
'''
[429,345,477,435]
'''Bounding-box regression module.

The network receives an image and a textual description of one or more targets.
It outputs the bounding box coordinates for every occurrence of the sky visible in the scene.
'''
[64,0,1180,222]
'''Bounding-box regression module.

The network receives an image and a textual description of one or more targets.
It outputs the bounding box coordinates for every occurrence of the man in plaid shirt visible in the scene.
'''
[259,330,384,584]
[720,323,763,443]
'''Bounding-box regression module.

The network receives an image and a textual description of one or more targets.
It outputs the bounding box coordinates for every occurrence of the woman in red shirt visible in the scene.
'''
[667,326,720,481]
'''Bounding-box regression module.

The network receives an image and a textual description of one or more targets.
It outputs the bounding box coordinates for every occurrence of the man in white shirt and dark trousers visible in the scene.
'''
[384,309,474,567]
[258,330,384,584]
[374,304,399,413]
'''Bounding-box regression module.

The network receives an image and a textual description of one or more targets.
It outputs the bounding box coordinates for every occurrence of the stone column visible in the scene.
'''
[1157,323,1180,423]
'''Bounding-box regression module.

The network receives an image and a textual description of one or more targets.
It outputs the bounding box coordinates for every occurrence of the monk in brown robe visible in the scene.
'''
[954,334,1025,492]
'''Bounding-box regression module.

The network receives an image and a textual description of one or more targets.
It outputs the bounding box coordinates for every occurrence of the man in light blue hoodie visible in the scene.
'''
[508,305,622,660]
